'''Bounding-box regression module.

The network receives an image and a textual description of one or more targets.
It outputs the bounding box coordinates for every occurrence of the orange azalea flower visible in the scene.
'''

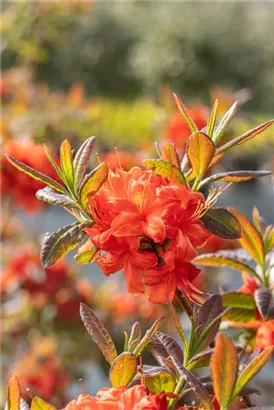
[163,107,207,153]
[63,385,170,410]
[1,139,59,212]
[84,166,210,303]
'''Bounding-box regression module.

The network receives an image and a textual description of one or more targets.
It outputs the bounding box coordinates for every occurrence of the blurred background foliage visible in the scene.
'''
[2,1,274,112]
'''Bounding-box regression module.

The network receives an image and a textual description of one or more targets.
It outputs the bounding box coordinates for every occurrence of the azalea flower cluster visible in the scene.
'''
[83,166,210,304]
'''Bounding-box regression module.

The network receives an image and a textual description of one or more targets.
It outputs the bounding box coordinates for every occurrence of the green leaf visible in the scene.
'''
[167,299,188,356]
[216,119,274,155]
[222,292,256,322]
[7,374,20,410]
[212,101,238,144]
[128,322,141,353]
[40,221,90,268]
[60,139,74,189]
[252,207,262,233]
[145,371,176,394]
[30,397,56,410]
[74,247,98,264]
[36,187,77,208]
[232,347,273,399]
[109,352,137,387]
[80,303,117,364]
[207,99,218,138]
[142,159,186,185]
[200,170,271,187]
[229,208,265,266]
[263,225,274,254]
[186,132,215,179]
[5,154,68,195]
[79,162,108,205]
[173,93,199,133]
[43,144,63,181]
[210,334,238,410]
[194,254,259,278]
[201,208,241,239]
[133,316,165,356]
[187,346,243,371]
[73,136,96,189]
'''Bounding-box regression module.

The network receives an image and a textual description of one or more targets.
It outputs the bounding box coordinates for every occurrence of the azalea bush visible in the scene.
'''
[4,94,274,410]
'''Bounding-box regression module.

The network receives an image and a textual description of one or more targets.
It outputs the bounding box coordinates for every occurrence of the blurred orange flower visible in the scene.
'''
[63,385,170,409]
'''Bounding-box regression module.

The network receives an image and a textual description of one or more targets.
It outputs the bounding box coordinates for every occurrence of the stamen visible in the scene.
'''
[114,147,122,169]
[95,153,101,164]
[26,388,34,400]
[79,378,87,395]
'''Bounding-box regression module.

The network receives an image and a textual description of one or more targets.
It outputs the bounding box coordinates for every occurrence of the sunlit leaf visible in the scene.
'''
[207,99,218,138]
[128,322,141,353]
[74,247,98,264]
[161,143,180,168]
[80,303,117,364]
[210,334,238,409]
[216,120,274,155]
[229,208,265,266]
[254,288,274,320]
[145,370,176,394]
[30,397,56,410]
[60,139,74,189]
[5,154,68,195]
[201,208,241,239]
[222,292,256,322]
[200,170,271,187]
[212,101,238,144]
[43,144,63,181]
[142,159,186,185]
[40,221,90,268]
[263,225,274,254]
[252,207,262,233]
[194,254,258,278]
[36,187,77,208]
[167,299,188,356]
[7,375,20,410]
[79,162,108,205]
[133,316,165,356]
[188,346,242,371]
[109,352,137,387]
[73,136,96,189]
[173,93,199,133]
[186,132,215,178]
[232,347,273,399]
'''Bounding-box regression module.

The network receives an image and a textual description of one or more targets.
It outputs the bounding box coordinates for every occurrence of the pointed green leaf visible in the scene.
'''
[207,99,218,138]
[73,136,96,189]
[109,352,137,387]
[201,208,241,239]
[216,120,274,155]
[212,101,238,144]
[60,139,74,189]
[79,162,108,205]
[222,292,256,322]
[210,334,238,409]
[5,154,68,195]
[232,347,273,399]
[36,187,77,208]
[41,221,90,268]
[80,303,117,364]
[167,299,188,356]
[128,322,141,353]
[133,316,165,356]
[142,159,186,185]
[173,93,199,133]
[194,254,259,278]
[43,144,64,181]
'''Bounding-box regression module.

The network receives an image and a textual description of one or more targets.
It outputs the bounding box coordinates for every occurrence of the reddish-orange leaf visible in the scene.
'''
[187,132,215,178]
[109,352,137,387]
[210,333,238,410]
[229,208,265,266]
[7,374,21,410]
[161,143,180,168]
